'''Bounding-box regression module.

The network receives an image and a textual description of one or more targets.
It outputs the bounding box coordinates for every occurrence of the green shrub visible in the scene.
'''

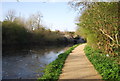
[84,45,120,81]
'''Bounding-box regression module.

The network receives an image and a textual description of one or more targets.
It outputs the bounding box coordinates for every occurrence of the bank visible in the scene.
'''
[38,44,79,81]
[38,44,119,81]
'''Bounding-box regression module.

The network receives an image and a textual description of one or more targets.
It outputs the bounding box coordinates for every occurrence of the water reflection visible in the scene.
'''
[2,45,71,79]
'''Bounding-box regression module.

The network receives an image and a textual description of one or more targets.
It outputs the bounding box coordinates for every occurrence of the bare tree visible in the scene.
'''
[26,16,35,30]
[5,10,16,22]
[32,12,43,29]
[26,12,43,30]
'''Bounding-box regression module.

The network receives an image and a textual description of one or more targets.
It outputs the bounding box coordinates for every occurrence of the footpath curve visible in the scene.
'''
[58,44,103,81]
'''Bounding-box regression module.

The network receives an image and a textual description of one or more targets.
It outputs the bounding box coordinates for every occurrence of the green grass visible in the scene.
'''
[84,45,120,81]
[38,44,80,81]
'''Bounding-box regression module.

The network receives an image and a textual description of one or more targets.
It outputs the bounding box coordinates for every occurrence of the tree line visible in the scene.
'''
[2,10,76,46]
[69,2,120,56]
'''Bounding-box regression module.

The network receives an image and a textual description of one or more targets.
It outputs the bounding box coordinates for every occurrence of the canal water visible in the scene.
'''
[2,45,72,79]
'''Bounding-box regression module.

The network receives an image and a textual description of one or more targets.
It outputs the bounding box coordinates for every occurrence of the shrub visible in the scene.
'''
[2,21,29,45]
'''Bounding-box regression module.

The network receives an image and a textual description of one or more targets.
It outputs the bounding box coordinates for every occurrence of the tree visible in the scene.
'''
[69,2,119,56]
[26,12,43,30]
[35,12,43,29]
[5,10,16,22]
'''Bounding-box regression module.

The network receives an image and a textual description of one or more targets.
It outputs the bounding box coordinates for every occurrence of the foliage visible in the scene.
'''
[73,2,119,56]
[84,45,120,81]
[3,10,82,46]
[30,28,66,45]
[38,44,79,81]
[2,20,73,46]
[2,21,29,45]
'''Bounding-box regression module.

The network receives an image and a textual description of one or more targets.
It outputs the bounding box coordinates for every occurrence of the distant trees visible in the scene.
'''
[5,10,43,31]
[2,10,73,46]
[70,2,119,56]
[5,10,16,22]
[2,20,69,45]
[26,12,43,30]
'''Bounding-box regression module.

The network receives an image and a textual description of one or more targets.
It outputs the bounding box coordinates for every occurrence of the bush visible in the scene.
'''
[2,21,29,45]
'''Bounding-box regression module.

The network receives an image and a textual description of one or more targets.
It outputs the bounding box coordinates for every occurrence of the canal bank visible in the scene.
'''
[38,44,103,81]
[38,44,79,81]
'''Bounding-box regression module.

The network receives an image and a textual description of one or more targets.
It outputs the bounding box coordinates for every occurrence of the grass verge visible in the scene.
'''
[84,45,120,81]
[38,44,80,81]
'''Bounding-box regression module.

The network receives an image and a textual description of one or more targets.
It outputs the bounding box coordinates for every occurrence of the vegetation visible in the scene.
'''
[69,1,120,80]
[2,21,29,45]
[84,45,120,81]
[3,2,119,80]
[70,2,120,56]
[2,20,69,46]
[2,11,79,46]
[38,44,79,81]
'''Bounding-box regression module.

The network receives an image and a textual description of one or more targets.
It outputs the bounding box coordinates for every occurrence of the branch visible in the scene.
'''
[100,29,120,47]
[99,29,115,42]
[109,43,115,47]
[115,33,119,45]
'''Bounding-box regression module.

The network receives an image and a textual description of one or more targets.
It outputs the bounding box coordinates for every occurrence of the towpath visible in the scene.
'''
[58,44,103,81]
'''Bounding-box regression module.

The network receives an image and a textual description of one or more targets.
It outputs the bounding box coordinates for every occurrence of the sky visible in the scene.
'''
[1,0,117,31]
[1,1,79,31]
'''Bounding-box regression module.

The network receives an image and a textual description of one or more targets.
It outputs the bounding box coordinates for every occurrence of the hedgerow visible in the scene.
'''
[70,2,120,56]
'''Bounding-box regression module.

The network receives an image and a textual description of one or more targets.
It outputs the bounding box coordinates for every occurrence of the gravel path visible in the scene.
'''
[58,44,103,81]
